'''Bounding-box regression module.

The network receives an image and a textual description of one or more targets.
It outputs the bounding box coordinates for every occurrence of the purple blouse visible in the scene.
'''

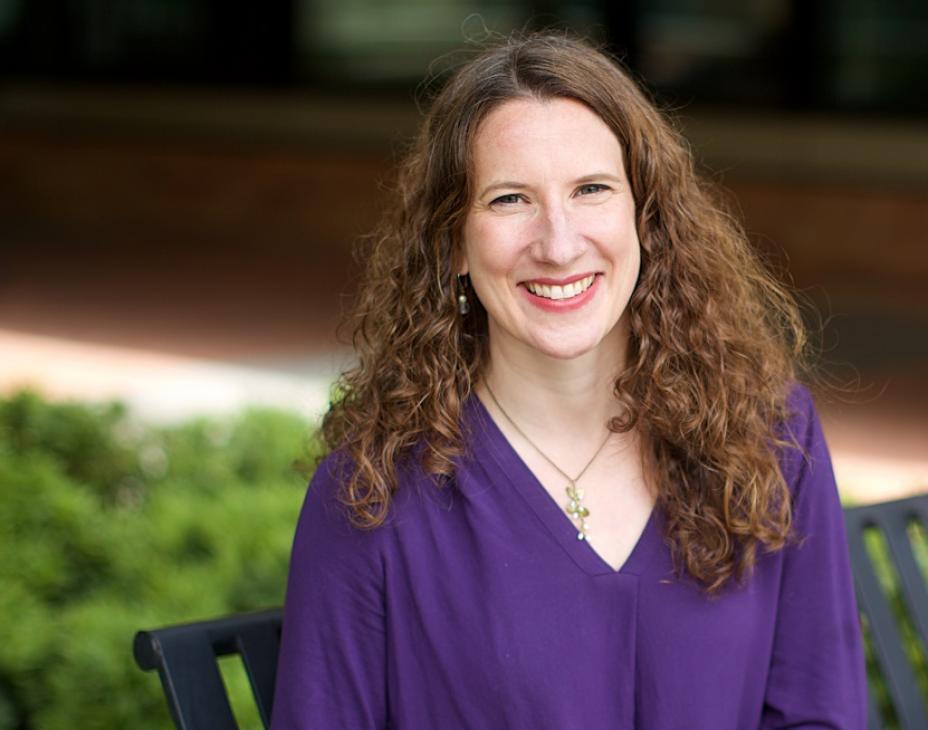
[272,386,867,729]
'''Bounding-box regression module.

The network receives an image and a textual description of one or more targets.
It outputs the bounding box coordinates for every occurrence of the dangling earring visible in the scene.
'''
[456,274,470,316]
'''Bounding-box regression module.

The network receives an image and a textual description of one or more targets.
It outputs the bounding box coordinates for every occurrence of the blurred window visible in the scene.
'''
[636,0,928,114]
[295,1,602,87]
[0,0,925,115]
[826,0,928,112]
[636,0,793,106]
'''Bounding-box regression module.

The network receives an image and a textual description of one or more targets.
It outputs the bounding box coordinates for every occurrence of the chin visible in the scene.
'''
[530,334,604,361]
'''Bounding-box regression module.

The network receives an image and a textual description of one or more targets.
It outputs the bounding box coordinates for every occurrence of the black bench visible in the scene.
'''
[134,608,281,730]
[135,494,928,729]
[845,494,928,729]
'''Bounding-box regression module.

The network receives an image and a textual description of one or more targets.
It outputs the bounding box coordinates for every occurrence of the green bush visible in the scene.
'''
[1,390,920,728]
[0,390,318,730]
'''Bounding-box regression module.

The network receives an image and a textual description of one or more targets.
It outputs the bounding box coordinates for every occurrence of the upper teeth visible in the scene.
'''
[526,275,595,300]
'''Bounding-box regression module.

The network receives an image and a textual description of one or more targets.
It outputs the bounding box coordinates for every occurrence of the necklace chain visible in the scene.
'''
[484,382,611,541]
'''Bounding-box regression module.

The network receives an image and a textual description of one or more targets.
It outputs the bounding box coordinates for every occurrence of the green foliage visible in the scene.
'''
[0,390,318,730]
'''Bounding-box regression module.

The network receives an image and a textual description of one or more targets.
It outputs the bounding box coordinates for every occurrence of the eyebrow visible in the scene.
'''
[477,181,529,198]
[477,172,624,199]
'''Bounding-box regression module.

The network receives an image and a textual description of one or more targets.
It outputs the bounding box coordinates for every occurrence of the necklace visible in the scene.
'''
[484,382,612,541]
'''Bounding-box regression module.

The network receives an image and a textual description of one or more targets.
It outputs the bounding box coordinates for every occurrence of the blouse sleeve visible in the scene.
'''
[271,456,388,730]
[760,387,868,729]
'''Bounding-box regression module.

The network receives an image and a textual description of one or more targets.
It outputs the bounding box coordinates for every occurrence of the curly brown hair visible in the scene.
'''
[322,33,807,594]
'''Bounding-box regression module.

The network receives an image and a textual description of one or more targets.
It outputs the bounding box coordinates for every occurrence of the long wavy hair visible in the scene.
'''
[322,33,807,594]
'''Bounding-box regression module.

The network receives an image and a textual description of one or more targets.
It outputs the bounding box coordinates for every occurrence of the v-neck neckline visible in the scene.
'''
[465,394,659,578]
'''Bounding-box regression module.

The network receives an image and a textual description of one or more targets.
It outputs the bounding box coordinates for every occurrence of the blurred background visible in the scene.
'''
[2,0,927,499]
[0,1,927,727]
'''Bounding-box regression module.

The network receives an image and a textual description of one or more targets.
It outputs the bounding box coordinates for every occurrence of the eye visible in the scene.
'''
[489,193,525,206]
[577,183,610,196]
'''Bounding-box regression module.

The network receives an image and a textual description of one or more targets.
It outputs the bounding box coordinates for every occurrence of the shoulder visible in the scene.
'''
[300,451,358,537]
[289,451,388,578]
[782,381,819,445]
[777,382,830,491]
[295,448,452,553]
[775,383,845,538]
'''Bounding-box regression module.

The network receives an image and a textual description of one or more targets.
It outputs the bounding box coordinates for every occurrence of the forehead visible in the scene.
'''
[469,97,624,180]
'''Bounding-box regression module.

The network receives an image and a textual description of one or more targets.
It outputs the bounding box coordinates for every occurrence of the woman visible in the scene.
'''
[272,33,867,729]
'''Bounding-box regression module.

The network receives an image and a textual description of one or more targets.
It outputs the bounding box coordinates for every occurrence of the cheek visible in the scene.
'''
[588,220,640,268]
[464,220,522,275]
[576,198,638,242]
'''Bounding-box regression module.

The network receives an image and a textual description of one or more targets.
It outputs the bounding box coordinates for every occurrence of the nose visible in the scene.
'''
[532,201,585,266]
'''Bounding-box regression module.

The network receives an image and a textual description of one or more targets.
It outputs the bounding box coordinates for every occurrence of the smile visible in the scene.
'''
[525,275,595,301]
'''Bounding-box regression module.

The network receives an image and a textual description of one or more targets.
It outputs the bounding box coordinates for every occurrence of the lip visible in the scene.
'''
[520,271,598,287]
[520,273,601,312]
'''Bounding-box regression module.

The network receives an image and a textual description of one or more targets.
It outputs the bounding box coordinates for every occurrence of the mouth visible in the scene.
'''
[524,274,596,301]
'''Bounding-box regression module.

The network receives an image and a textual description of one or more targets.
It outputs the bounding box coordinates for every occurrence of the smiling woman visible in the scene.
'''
[461,96,640,362]
[271,33,868,730]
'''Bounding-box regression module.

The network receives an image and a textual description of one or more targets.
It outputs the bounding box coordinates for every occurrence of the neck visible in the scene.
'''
[478,319,629,440]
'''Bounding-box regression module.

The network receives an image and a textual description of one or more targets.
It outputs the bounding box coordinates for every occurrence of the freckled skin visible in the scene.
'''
[462,97,641,363]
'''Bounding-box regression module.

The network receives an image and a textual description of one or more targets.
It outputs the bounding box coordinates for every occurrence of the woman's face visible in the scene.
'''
[461,97,641,363]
